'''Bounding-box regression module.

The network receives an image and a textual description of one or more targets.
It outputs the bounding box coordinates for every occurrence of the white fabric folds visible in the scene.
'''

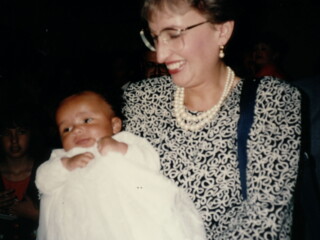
[36,131,205,240]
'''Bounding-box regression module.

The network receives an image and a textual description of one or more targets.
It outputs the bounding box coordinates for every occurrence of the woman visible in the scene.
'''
[252,34,286,79]
[0,104,47,240]
[123,0,301,239]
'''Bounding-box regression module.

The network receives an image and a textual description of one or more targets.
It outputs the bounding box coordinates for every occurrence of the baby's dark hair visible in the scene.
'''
[91,88,124,121]
[57,85,124,121]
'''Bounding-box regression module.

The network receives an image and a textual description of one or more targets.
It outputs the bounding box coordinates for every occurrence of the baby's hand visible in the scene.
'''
[98,136,128,156]
[61,152,94,171]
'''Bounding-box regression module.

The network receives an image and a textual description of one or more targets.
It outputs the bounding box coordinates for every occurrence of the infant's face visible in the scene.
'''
[56,92,120,151]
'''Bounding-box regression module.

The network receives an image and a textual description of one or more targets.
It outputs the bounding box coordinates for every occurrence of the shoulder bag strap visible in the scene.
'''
[237,78,260,200]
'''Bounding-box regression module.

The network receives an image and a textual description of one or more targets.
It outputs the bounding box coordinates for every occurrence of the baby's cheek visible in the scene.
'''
[62,137,74,151]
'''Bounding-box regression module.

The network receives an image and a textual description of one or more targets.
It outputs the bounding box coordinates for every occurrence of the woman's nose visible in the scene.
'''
[10,132,18,144]
[156,41,171,64]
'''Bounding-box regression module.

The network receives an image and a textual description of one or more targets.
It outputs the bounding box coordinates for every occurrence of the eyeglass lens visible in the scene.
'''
[141,29,184,52]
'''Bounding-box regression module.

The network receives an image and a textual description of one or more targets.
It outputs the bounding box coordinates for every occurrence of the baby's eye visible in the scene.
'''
[63,127,72,133]
[84,118,93,124]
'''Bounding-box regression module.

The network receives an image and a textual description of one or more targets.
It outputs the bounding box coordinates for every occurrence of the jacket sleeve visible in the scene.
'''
[220,79,302,239]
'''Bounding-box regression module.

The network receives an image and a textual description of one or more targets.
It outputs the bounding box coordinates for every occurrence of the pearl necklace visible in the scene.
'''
[174,66,235,131]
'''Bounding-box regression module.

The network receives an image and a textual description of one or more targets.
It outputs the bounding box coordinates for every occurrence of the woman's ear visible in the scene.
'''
[217,20,234,46]
[111,117,122,134]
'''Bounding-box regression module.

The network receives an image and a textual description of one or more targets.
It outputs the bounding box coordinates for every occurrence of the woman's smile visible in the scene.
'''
[166,60,185,74]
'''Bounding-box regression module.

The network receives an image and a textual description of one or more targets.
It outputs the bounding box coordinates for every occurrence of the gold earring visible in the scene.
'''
[219,45,225,58]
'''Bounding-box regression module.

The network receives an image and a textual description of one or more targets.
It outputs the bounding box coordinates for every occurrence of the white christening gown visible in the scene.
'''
[36,131,205,240]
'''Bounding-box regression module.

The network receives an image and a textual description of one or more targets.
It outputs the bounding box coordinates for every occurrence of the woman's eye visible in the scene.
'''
[84,118,93,124]
[167,30,181,39]
[17,128,28,135]
[0,129,10,137]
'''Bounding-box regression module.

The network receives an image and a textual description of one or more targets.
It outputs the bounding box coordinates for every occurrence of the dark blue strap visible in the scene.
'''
[237,78,260,200]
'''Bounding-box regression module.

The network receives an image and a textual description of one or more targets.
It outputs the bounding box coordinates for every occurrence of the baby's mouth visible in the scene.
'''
[75,138,95,148]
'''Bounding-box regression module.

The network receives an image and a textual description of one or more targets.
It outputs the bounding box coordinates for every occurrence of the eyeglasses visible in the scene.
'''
[140,20,209,52]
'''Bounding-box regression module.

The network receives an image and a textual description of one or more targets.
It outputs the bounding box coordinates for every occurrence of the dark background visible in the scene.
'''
[0,0,319,109]
[1,1,319,237]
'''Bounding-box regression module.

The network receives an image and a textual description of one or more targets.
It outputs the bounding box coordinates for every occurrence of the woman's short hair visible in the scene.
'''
[141,0,238,23]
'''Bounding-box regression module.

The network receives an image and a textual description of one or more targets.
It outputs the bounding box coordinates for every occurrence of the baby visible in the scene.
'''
[36,91,205,240]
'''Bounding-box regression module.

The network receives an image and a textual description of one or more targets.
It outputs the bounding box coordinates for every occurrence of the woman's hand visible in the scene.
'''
[11,195,39,220]
[61,152,94,171]
[0,189,15,213]
[98,137,128,156]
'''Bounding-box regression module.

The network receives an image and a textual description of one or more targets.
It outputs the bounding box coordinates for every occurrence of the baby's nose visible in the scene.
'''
[73,125,84,134]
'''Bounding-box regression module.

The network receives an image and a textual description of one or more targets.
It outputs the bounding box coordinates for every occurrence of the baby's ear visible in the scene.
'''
[111,117,122,134]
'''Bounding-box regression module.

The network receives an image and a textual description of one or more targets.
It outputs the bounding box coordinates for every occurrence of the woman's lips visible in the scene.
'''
[10,146,21,153]
[166,61,185,74]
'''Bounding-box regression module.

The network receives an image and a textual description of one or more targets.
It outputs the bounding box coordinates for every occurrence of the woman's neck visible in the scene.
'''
[183,65,239,112]
[0,156,33,181]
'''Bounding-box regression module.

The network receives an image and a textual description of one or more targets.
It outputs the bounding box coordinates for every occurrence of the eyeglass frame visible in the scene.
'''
[140,20,210,52]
